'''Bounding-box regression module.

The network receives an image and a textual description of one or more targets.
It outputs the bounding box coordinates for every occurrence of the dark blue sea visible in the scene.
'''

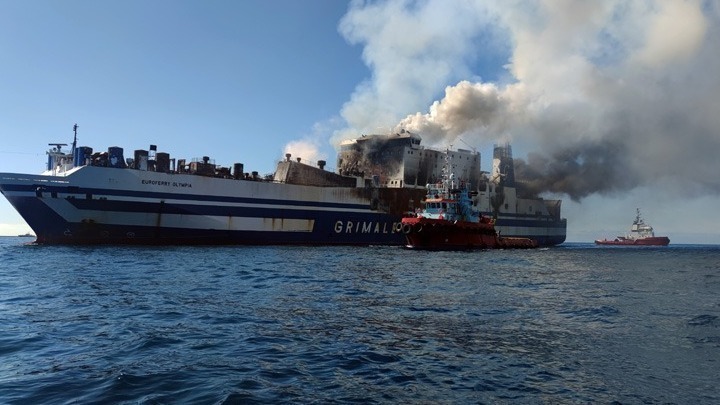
[1,238,719,404]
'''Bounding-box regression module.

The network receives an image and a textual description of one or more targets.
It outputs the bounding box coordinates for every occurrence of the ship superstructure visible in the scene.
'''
[338,131,481,189]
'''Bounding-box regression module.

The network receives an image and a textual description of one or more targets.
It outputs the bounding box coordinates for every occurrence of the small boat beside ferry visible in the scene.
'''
[401,151,538,250]
[595,209,670,246]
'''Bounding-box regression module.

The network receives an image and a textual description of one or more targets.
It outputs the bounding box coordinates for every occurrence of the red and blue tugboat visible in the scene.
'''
[401,151,538,250]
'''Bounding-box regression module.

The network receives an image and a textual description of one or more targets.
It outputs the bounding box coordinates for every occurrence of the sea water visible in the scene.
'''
[0,238,718,403]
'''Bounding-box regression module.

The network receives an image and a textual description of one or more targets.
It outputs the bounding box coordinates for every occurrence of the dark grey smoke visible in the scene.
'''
[513,139,636,201]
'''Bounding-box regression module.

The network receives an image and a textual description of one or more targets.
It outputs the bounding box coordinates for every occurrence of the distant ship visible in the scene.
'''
[595,209,670,246]
[0,125,566,246]
[17,232,35,238]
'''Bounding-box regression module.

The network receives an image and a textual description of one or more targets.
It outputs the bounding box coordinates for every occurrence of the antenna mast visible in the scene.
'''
[72,123,78,155]
[457,137,476,154]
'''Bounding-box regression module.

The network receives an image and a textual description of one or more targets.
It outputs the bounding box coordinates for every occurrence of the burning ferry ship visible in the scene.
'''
[0,126,566,246]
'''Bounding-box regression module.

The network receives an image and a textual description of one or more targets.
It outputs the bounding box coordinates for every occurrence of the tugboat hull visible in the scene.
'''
[401,217,538,250]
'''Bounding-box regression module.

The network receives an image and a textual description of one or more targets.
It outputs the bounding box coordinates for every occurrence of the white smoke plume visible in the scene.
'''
[337,0,720,201]
[333,0,503,140]
[283,138,326,167]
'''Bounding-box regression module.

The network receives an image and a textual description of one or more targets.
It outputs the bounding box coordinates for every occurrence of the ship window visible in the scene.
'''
[505,203,509,209]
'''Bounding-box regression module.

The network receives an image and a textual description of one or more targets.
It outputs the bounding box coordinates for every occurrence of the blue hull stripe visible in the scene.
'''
[66,199,363,218]
[2,183,370,211]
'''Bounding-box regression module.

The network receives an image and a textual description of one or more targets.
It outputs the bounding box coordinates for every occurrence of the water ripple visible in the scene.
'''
[0,241,718,403]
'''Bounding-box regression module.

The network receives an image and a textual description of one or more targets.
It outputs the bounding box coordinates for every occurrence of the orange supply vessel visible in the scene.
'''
[595,209,670,246]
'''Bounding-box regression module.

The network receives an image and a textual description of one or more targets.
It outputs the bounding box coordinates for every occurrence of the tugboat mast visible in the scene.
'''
[71,123,78,156]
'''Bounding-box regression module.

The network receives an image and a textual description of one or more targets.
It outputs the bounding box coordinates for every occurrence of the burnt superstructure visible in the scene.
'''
[338,130,481,189]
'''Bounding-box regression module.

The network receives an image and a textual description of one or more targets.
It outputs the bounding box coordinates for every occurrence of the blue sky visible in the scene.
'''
[1,0,719,243]
[1,0,366,173]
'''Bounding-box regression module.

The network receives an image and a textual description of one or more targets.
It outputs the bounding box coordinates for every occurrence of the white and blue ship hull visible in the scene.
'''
[0,166,410,245]
[0,165,566,246]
